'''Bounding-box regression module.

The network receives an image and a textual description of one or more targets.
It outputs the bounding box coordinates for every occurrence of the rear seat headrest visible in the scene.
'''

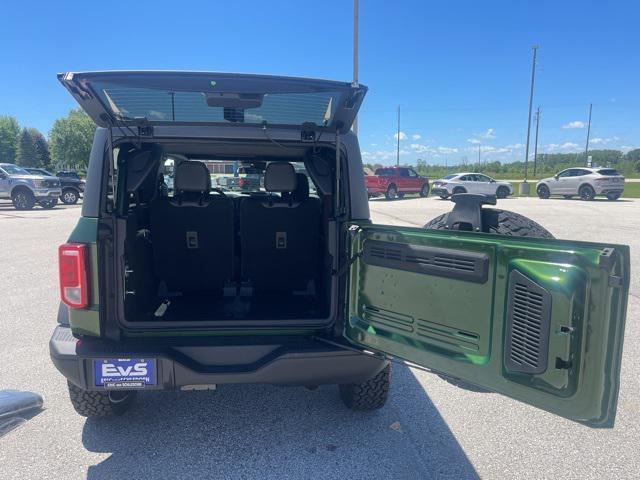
[174,161,210,193]
[264,162,297,192]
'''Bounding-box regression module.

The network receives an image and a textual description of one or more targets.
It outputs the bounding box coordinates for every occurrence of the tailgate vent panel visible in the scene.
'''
[505,270,552,374]
[362,239,489,283]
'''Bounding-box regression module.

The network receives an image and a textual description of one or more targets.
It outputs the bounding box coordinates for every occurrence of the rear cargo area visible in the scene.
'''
[116,142,336,327]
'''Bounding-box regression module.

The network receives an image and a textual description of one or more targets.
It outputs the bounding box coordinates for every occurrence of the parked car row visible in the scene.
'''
[0,163,84,210]
[365,167,625,202]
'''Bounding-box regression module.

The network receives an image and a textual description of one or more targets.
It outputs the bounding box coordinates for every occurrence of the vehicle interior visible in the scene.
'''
[115,141,339,327]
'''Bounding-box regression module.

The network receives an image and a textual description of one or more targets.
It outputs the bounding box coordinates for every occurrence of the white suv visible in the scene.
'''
[431,173,513,199]
[536,167,625,201]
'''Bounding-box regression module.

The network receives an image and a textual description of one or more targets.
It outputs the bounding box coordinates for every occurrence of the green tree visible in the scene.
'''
[49,109,96,170]
[32,130,51,167]
[0,116,20,163]
[16,128,39,167]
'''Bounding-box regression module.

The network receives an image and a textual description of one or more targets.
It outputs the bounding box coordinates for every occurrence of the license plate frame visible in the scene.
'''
[93,358,157,389]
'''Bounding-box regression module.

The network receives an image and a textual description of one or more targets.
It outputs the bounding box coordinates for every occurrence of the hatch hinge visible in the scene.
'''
[445,193,497,232]
[301,122,317,142]
[137,124,154,137]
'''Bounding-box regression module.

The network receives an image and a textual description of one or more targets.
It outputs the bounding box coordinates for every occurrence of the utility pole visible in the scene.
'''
[533,106,541,177]
[396,105,400,166]
[522,45,538,194]
[352,0,359,134]
[477,145,481,168]
[584,103,593,166]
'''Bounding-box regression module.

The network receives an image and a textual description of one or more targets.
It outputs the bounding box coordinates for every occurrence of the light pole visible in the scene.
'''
[584,103,593,166]
[533,106,541,177]
[521,45,538,195]
[396,105,400,166]
[352,0,359,135]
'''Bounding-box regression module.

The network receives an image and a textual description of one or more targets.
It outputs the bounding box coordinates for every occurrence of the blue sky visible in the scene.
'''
[1,0,638,165]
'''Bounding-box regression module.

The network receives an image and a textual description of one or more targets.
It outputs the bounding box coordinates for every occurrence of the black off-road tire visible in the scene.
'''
[420,184,429,197]
[536,184,551,199]
[11,188,35,210]
[424,208,554,238]
[397,192,405,199]
[339,364,391,411]
[452,186,466,195]
[579,184,595,201]
[385,185,398,200]
[496,186,510,199]
[61,188,79,205]
[67,381,136,417]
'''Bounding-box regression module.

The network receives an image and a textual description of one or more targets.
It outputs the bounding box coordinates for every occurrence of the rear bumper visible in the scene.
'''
[594,186,624,195]
[49,326,388,391]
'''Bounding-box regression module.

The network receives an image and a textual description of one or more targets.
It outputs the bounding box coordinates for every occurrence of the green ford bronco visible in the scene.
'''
[50,71,629,427]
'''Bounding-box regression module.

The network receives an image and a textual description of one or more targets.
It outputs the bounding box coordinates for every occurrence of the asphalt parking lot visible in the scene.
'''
[1,197,638,480]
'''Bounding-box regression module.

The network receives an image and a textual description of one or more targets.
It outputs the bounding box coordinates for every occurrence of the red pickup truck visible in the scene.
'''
[365,166,430,200]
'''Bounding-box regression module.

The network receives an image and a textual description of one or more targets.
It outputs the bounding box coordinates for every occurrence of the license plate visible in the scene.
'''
[94,358,156,389]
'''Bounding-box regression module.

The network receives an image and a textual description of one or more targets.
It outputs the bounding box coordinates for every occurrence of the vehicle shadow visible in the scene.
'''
[82,365,478,480]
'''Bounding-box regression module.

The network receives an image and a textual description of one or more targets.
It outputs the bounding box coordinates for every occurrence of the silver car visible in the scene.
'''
[536,167,625,201]
[431,173,513,199]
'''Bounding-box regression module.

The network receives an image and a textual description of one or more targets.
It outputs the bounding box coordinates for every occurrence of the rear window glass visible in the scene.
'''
[375,168,397,176]
[443,174,457,180]
[161,159,317,197]
[92,82,340,127]
[597,169,620,176]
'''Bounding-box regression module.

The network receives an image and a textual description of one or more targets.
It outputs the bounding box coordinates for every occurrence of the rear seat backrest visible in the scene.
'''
[240,162,321,293]
[150,160,234,295]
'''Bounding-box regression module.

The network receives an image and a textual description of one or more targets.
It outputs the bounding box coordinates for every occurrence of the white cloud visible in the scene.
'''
[411,134,421,140]
[467,128,496,144]
[437,146,458,154]
[545,142,581,152]
[590,137,605,144]
[478,128,495,139]
[562,121,586,129]
[410,143,434,153]
[393,131,407,141]
[504,143,524,149]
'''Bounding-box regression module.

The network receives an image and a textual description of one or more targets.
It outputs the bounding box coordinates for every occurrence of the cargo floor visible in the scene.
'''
[140,293,326,321]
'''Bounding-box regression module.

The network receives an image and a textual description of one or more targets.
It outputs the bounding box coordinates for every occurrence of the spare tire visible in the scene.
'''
[424,207,554,238]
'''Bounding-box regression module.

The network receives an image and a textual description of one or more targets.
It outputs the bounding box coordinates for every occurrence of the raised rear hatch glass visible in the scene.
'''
[58,71,366,132]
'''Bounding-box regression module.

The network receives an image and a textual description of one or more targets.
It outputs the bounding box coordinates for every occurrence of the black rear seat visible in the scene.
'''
[239,163,321,294]
[150,161,234,295]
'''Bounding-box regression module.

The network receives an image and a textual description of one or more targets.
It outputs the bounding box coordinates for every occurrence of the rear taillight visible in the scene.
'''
[239,178,246,187]
[59,243,88,309]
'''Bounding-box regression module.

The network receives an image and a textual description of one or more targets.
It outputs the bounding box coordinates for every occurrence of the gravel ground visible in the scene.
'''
[0,196,638,480]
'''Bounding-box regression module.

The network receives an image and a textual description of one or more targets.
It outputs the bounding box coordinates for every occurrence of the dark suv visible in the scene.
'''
[49,71,629,428]
[26,168,84,204]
